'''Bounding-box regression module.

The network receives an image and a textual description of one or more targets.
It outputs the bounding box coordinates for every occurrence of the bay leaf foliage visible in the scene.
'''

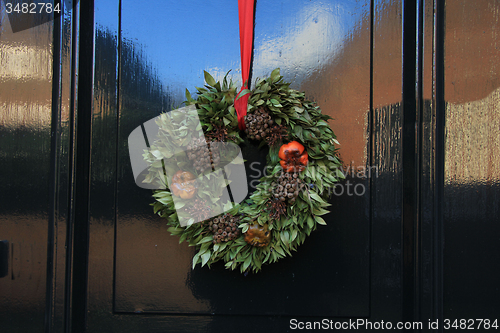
[144,69,344,273]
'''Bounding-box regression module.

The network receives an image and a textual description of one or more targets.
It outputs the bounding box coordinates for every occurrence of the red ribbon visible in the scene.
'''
[235,0,255,130]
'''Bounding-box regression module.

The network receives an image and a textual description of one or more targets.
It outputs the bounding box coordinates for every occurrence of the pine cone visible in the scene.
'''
[205,124,230,142]
[266,197,287,220]
[271,171,304,205]
[265,124,288,147]
[187,137,221,173]
[244,107,274,141]
[205,213,241,244]
[184,198,212,222]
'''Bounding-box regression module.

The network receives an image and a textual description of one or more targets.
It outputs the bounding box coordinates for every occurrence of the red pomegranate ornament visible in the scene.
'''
[278,141,308,172]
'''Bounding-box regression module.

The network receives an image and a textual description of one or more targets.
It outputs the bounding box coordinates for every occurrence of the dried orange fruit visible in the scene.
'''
[171,170,197,199]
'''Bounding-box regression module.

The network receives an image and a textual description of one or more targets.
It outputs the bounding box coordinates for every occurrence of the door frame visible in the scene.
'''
[51,0,447,331]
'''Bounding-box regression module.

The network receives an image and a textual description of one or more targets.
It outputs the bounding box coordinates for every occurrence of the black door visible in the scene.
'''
[84,0,410,330]
[1,1,499,332]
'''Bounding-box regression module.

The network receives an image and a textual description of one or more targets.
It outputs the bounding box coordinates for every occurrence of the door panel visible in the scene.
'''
[113,0,370,317]
[443,0,500,320]
[87,0,406,331]
[370,0,404,322]
[0,7,53,332]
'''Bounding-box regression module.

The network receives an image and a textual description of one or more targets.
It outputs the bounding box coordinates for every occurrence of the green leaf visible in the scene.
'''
[217,242,228,252]
[294,106,304,113]
[274,246,285,257]
[293,125,304,141]
[310,166,316,180]
[255,99,265,106]
[179,232,188,244]
[202,94,214,102]
[307,215,314,228]
[199,235,214,244]
[270,68,281,82]
[242,255,252,271]
[280,231,290,245]
[185,88,193,102]
[201,252,211,266]
[270,99,282,107]
[253,255,262,270]
[240,223,249,233]
[167,226,183,235]
[315,216,327,225]
[312,207,330,215]
[236,89,251,100]
[192,252,201,269]
[174,200,186,210]
[213,81,221,92]
[309,191,323,203]
[204,71,216,87]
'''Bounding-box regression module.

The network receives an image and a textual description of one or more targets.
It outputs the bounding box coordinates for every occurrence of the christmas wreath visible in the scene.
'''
[143,68,344,273]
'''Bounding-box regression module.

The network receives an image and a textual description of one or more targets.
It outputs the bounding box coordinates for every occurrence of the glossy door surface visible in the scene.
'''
[78,0,499,332]
[7,0,500,332]
[3,0,498,332]
[112,0,370,317]
[0,6,52,332]
[443,0,500,321]
[0,2,76,331]
[86,0,382,331]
